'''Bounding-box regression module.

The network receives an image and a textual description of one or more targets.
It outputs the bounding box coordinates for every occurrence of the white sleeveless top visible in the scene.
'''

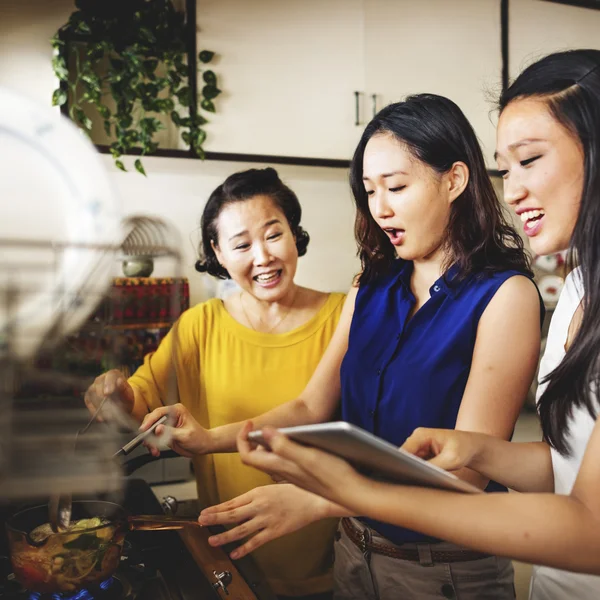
[530,268,600,599]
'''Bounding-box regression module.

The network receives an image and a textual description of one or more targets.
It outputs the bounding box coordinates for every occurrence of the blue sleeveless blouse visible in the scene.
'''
[340,260,540,544]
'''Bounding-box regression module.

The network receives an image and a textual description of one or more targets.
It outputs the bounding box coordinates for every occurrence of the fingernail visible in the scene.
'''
[230,551,239,560]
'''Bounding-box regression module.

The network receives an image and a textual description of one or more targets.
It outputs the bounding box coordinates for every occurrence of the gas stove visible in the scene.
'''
[0,480,224,600]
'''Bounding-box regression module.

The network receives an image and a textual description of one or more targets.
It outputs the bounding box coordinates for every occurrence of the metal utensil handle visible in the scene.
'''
[48,398,111,533]
[127,514,202,531]
[118,414,168,456]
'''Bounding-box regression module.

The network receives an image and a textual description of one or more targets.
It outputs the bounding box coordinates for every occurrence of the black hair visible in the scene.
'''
[195,167,310,279]
[499,49,600,455]
[349,93,531,286]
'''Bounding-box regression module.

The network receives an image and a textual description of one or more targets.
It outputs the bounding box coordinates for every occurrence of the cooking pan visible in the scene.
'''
[6,500,201,594]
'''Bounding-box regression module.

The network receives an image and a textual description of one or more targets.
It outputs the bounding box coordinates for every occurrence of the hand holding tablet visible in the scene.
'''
[248,421,482,494]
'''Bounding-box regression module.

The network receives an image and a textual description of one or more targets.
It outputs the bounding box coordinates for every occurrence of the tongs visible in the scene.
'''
[49,400,169,533]
[113,414,168,458]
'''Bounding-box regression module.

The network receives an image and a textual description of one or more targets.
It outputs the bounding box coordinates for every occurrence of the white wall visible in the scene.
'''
[0,0,359,306]
[510,0,600,78]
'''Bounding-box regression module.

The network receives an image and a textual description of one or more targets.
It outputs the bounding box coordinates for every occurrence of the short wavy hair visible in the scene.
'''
[195,167,310,279]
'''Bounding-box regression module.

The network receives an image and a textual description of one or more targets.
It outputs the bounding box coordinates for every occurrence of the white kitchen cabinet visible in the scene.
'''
[198,0,365,160]
[509,0,600,79]
[364,0,502,167]
[199,0,503,164]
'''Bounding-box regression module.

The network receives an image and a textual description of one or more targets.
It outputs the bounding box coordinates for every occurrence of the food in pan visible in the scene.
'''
[10,518,123,593]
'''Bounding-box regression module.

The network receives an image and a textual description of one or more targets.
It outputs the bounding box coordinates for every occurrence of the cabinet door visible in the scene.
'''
[510,0,600,78]
[364,0,502,166]
[199,0,365,160]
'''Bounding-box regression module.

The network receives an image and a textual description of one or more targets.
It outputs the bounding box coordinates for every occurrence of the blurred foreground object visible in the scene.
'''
[0,87,123,500]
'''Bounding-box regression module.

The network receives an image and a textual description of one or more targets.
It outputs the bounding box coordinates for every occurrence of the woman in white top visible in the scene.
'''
[227,49,600,600]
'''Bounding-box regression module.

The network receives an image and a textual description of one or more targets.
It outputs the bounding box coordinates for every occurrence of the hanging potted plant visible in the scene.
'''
[50,0,220,175]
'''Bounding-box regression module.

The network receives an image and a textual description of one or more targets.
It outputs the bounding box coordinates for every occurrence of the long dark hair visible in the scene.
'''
[349,94,531,285]
[195,167,310,279]
[499,49,600,455]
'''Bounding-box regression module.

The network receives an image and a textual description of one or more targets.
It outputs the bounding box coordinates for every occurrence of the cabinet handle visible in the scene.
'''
[372,94,377,117]
[354,91,361,126]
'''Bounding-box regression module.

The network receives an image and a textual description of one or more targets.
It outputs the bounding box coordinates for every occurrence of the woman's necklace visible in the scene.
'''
[240,289,298,334]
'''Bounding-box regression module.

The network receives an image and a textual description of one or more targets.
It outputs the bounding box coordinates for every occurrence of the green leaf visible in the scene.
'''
[109,144,121,159]
[52,55,69,82]
[175,85,190,98]
[175,86,191,105]
[104,120,112,137]
[76,21,91,35]
[192,144,206,159]
[51,88,68,107]
[139,27,156,44]
[115,160,127,172]
[181,131,191,144]
[202,70,217,86]
[194,128,207,146]
[170,110,182,126]
[50,34,64,50]
[199,50,215,63]
[139,117,163,134]
[98,105,111,119]
[119,114,133,129]
[73,107,92,131]
[175,59,188,76]
[82,72,101,92]
[202,85,221,100]
[160,98,175,112]
[87,43,104,61]
[134,159,147,176]
[200,98,215,113]
[167,70,182,88]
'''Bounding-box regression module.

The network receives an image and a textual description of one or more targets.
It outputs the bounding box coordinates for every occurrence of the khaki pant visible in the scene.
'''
[333,518,515,600]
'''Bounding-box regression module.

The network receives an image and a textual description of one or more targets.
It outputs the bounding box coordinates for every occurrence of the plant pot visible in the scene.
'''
[122,257,154,278]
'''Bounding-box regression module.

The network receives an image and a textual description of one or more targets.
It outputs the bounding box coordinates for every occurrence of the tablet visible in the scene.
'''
[248,421,482,494]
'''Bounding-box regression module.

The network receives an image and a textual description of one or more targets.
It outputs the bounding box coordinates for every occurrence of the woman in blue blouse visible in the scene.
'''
[142,94,543,600]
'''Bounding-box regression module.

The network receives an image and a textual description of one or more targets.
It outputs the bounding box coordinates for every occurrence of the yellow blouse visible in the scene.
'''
[129,292,346,596]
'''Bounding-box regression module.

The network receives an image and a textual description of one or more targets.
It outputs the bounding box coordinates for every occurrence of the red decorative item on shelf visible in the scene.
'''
[93,277,190,328]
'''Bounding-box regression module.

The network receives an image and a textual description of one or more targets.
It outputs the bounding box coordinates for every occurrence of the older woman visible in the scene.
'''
[84,167,345,600]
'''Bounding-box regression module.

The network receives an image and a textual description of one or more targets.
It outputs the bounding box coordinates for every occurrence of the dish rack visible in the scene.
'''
[0,216,184,502]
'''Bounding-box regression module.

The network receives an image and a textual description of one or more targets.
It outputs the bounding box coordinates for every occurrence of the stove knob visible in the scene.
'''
[161,495,178,515]
[212,570,232,596]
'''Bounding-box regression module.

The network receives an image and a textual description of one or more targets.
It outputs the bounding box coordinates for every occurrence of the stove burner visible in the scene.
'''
[98,580,114,592]
[0,577,125,600]
[24,578,122,600]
